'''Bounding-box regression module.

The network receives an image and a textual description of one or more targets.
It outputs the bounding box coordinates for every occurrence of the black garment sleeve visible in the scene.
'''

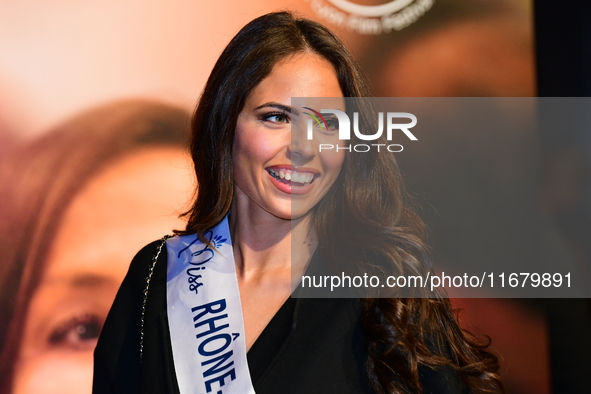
[92,241,168,394]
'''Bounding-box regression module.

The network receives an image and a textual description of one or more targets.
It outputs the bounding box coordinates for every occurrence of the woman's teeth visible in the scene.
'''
[268,168,315,184]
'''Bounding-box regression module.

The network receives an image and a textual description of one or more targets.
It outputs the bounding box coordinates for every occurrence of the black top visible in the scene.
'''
[93,241,470,394]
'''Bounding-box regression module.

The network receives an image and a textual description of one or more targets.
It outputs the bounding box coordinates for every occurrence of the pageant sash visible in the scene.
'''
[166,216,255,394]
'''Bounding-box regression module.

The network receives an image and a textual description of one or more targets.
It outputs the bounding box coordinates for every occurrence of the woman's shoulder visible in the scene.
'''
[125,237,171,283]
[95,237,172,321]
[132,237,170,264]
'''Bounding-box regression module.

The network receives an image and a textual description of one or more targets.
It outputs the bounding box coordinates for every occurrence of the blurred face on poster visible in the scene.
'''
[13,148,191,394]
[0,100,193,394]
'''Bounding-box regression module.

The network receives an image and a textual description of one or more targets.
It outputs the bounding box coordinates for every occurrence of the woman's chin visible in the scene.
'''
[264,206,312,222]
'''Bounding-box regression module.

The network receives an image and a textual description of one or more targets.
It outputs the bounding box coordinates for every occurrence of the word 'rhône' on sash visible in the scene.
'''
[166,216,255,394]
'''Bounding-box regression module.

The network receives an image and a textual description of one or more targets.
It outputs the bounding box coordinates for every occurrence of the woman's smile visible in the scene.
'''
[266,165,319,194]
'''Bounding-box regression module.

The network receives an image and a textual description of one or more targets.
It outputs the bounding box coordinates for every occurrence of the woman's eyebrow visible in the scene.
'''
[254,102,299,115]
[49,273,119,289]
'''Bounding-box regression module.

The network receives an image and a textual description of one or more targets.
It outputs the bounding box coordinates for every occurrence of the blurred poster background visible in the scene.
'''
[0,1,588,393]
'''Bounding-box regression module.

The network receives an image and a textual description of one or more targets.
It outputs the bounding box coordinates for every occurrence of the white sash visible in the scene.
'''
[166,216,255,394]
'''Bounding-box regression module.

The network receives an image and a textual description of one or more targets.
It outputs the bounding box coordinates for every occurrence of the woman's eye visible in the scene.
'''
[313,116,339,135]
[324,118,339,131]
[262,112,289,123]
[48,314,103,350]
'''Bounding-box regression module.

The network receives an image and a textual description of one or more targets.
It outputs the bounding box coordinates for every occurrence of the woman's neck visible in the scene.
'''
[229,198,316,287]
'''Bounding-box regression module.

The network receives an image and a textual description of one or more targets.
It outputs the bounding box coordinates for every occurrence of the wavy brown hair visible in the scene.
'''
[179,11,503,393]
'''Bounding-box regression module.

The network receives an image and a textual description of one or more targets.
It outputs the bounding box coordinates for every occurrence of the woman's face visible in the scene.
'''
[233,52,345,221]
[13,147,192,394]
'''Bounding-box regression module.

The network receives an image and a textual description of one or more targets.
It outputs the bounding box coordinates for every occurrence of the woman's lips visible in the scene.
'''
[265,165,319,195]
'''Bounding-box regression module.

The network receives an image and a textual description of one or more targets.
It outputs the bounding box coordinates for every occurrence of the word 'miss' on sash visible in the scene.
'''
[166,216,256,394]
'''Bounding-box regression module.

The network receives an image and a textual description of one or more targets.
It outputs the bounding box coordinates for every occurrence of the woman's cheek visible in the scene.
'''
[13,351,94,394]
[320,149,345,178]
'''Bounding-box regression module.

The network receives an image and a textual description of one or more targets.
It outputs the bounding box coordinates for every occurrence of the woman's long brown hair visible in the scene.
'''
[179,11,503,393]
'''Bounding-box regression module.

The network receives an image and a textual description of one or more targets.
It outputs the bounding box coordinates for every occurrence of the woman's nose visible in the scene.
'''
[288,119,316,164]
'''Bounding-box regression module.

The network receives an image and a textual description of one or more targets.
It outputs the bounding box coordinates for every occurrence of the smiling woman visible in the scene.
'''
[93,12,503,394]
[232,53,345,222]
[0,100,193,394]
